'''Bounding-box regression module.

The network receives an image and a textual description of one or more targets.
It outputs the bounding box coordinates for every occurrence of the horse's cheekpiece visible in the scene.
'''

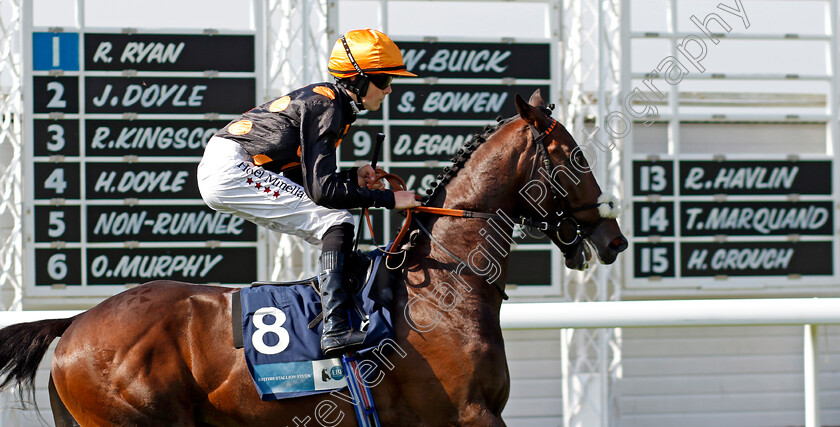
[235,250,395,401]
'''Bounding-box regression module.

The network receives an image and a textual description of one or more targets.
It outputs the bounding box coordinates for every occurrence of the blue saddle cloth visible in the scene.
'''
[239,251,394,400]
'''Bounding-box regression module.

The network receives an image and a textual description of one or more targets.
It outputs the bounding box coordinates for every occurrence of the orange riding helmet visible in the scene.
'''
[328,29,417,79]
[329,29,416,100]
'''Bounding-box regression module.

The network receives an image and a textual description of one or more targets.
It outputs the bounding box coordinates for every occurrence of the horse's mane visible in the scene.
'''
[421,115,519,206]
[421,102,556,206]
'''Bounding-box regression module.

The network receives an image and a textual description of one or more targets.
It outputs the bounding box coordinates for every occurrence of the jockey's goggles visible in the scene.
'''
[368,74,393,90]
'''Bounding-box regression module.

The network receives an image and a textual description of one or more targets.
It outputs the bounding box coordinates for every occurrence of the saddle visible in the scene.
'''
[231,250,395,348]
[231,249,398,400]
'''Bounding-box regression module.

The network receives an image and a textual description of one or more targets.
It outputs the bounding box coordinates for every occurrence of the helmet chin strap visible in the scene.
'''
[336,35,371,109]
[346,92,363,114]
[336,77,368,110]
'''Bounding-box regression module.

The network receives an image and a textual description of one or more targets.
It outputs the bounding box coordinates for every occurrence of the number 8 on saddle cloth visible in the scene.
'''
[235,250,396,401]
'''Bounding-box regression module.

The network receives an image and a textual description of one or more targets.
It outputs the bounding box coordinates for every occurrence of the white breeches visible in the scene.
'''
[197,136,353,246]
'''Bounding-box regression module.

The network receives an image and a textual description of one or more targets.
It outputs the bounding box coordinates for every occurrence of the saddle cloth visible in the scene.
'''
[236,251,395,400]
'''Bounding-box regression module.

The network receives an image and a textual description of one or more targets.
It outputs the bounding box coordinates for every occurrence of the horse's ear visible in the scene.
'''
[515,92,550,131]
[528,89,546,108]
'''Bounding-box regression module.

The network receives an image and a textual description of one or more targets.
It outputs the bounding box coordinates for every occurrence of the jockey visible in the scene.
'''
[197,29,420,356]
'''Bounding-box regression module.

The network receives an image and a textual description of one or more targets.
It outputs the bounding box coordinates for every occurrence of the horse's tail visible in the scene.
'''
[0,316,77,405]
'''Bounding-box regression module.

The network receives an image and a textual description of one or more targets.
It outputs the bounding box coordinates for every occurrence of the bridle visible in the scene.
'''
[368,113,619,267]
[525,117,617,254]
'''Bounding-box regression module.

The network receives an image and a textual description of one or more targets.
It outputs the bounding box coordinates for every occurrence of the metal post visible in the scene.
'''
[0,0,25,311]
[561,328,572,427]
[667,0,679,157]
[379,0,389,31]
[265,0,330,281]
[804,324,820,427]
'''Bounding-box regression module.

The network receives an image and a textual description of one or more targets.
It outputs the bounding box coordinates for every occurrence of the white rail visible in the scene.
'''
[3,299,839,427]
[500,298,840,427]
[500,298,840,329]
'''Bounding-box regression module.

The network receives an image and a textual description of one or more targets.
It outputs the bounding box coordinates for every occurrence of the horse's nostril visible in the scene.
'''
[610,236,628,252]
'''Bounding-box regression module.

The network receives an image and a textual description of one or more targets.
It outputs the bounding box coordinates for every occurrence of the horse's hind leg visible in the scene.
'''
[48,375,79,427]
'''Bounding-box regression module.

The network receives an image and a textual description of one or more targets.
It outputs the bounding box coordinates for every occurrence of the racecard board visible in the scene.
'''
[24,30,260,296]
[629,158,836,289]
[337,39,559,294]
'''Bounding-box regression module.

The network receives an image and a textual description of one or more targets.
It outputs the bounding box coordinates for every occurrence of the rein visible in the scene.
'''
[363,171,564,255]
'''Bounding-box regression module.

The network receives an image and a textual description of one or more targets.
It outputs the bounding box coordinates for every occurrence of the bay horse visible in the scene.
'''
[0,90,626,426]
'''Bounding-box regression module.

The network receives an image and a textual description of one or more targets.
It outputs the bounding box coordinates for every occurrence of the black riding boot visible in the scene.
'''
[319,251,366,356]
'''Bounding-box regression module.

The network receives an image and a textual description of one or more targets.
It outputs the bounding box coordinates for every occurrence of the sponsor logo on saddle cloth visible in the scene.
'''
[239,252,395,401]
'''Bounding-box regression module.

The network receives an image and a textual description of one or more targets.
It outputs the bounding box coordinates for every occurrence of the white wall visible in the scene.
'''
[620,325,840,427]
[503,329,564,426]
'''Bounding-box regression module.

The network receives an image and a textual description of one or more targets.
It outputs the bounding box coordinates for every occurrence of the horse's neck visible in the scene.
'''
[435,127,524,214]
[397,126,525,332]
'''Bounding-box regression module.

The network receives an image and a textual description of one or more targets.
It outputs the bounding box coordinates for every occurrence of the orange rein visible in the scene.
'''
[363,169,466,258]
